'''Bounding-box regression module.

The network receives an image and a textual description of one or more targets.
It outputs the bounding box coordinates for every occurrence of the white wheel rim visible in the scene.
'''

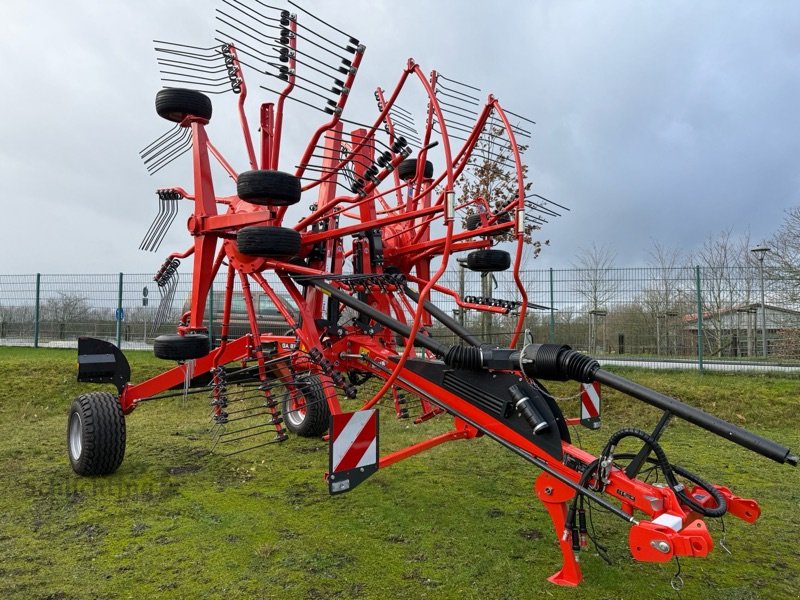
[69,412,83,461]
[285,396,306,427]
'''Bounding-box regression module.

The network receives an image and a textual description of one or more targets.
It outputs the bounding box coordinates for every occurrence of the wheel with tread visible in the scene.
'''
[153,333,210,360]
[465,214,482,230]
[155,88,212,123]
[237,226,301,258]
[397,159,434,181]
[237,170,302,206]
[495,210,513,223]
[466,249,511,272]
[67,392,126,476]
[288,256,311,286]
[283,375,330,437]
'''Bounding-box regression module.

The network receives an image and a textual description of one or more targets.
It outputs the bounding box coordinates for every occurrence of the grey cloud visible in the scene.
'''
[0,0,798,273]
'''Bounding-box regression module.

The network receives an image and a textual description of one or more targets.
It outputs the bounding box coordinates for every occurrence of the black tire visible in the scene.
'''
[466,249,511,272]
[68,392,126,476]
[237,226,301,258]
[495,210,513,223]
[465,214,482,230]
[283,375,330,437]
[155,88,212,123]
[287,256,310,286]
[153,333,211,360]
[237,170,302,206]
[397,159,434,181]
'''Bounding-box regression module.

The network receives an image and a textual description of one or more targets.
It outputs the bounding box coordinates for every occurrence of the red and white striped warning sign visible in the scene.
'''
[580,382,601,429]
[328,409,379,494]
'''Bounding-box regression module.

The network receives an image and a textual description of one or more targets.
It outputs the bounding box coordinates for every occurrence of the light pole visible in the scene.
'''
[456,258,467,328]
[751,245,770,358]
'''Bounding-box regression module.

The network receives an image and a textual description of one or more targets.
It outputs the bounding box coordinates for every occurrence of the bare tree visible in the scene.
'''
[572,242,618,308]
[690,229,754,356]
[768,206,800,304]
[572,242,617,352]
[42,292,92,323]
[641,239,687,355]
[647,240,684,309]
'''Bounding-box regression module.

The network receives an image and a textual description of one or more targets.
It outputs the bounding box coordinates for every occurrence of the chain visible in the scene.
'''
[719,517,732,555]
[671,556,684,596]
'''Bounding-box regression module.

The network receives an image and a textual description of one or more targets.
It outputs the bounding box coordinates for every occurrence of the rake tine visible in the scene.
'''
[219,422,275,439]
[527,192,570,212]
[223,411,273,424]
[146,136,193,175]
[435,87,480,108]
[141,127,190,166]
[388,110,416,128]
[436,81,482,102]
[152,269,179,331]
[502,107,536,126]
[139,125,183,158]
[143,128,192,166]
[156,57,227,74]
[139,194,167,251]
[143,196,173,252]
[149,198,179,252]
[217,436,286,457]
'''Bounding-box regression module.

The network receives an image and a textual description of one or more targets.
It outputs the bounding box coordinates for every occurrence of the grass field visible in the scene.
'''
[1,347,799,599]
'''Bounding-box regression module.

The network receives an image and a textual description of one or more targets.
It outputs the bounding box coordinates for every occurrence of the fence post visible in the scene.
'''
[458,261,466,328]
[549,268,555,342]
[481,272,491,342]
[34,273,41,348]
[695,266,703,372]
[208,279,215,347]
[116,272,123,348]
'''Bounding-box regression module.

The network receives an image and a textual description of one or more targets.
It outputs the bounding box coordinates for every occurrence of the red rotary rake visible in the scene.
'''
[68,0,796,587]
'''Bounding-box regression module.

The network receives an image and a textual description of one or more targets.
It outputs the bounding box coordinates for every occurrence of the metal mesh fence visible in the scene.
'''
[2,266,798,373]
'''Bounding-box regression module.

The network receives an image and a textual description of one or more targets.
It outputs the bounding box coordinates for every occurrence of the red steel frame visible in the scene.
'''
[97,7,796,587]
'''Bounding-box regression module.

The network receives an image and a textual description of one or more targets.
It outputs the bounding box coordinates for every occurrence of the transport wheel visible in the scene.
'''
[153,333,211,360]
[283,375,330,437]
[465,214,482,230]
[155,88,212,123]
[397,159,434,180]
[237,170,302,206]
[466,249,511,272]
[237,226,301,257]
[67,392,126,476]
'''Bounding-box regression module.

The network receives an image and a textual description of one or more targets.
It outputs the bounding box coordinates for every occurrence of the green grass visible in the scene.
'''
[1,347,799,599]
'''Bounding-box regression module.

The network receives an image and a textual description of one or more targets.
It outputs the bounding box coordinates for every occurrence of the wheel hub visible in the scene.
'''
[68,412,83,461]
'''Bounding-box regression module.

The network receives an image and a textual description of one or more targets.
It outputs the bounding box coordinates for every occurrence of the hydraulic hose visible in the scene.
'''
[600,428,727,518]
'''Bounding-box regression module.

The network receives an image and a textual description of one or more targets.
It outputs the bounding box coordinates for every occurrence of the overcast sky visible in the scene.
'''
[1,0,798,275]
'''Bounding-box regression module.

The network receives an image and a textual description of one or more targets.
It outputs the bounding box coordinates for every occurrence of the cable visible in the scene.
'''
[585,496,613,565]
[601,430,727,518]
[614,452,723,515]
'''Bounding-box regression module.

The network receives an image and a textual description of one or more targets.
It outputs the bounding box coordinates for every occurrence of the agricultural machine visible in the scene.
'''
[67,0,796,587]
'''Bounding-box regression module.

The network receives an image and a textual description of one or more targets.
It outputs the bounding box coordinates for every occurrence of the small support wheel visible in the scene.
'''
[237,170,302,206]
[67,392,126,476]
[153,333,211,360]
[495,210,513,224]
[466,249,511,272]
[397,159,434,180]
[155,88,212,123]
[283,375,330,437]
[465,213,482,230]
[237,226,301,258]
